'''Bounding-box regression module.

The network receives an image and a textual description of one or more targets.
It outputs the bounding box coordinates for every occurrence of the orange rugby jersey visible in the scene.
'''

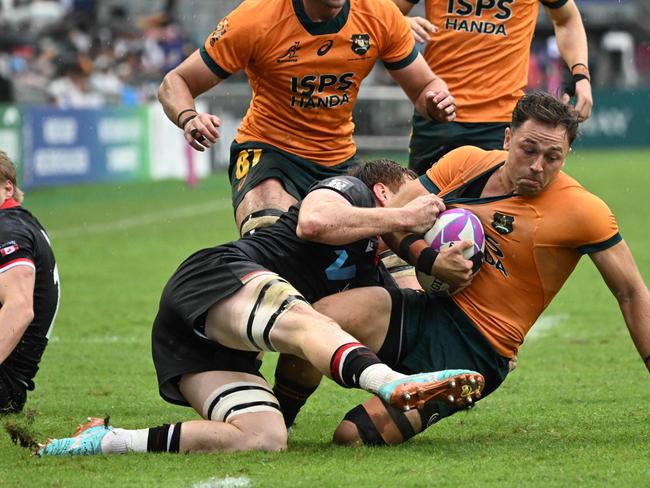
[423,146,620,357]
[202,0,416,165]
[410,0,567,122]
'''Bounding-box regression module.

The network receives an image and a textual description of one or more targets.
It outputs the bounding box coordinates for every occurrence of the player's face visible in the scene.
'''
[0,179,13,204]
[503,120,570,196]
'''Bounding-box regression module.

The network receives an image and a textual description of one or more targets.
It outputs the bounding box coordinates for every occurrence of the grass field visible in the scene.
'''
[0,148,649,487]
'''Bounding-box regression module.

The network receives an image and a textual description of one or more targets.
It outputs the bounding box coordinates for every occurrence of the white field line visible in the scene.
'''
[49,200,231,239]
[49,335,144,344]
[192,477,252,488]
[526,313,569,341]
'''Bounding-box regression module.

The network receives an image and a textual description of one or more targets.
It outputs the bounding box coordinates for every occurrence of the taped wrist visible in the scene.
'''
[565,63,591,97]
[416,247,438,274]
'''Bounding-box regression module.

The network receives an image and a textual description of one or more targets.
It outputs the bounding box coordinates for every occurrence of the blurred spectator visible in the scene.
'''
[48,58,103,107]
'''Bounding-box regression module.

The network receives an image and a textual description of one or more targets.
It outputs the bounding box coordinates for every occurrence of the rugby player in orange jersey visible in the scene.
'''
[393,0,592,175]
[159,0,455,237]
[278,92,650,445]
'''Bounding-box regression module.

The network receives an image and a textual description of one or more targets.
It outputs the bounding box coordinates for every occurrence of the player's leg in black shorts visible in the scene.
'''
[152,248,270,406]
[408,113,509,175]
[229,141,358,235]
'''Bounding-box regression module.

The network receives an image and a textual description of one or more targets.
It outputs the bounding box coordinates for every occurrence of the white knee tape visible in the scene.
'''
[202,382,281,422]
[238,274,306,352]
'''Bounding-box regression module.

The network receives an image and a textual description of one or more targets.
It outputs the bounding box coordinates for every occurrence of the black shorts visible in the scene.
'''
[228,140,358,209]
[0,367,27,414]
[152,247,267,406]
[378,288,510,417]
[408,113,509,175]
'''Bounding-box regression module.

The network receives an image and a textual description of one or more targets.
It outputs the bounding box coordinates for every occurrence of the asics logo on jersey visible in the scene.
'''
[317,40,334,56]
[491,212,514,235]
[277,41,301,63]
[351,34,370,56]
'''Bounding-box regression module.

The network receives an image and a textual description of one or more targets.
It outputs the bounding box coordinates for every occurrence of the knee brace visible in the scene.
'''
[239,208,284,237]
[237,273,306,352]
[202,381,282,422]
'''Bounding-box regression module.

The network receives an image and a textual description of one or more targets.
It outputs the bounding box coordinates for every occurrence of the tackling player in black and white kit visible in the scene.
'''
[152,171,416,406]
[0,152,59,414]
[37,159,483,457]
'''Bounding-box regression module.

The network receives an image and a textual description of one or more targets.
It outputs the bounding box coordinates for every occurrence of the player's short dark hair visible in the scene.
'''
[347,159,416,193]
[0,150,23,202]
[511,91,579,145]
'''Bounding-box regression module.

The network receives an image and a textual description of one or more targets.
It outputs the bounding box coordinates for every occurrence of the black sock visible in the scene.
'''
[330,342,382,388]
[273,375,319,428]
[147,423,182,453]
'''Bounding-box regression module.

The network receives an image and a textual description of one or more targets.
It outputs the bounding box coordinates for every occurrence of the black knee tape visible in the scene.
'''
[342,404,386,446]
[381,398,416,440]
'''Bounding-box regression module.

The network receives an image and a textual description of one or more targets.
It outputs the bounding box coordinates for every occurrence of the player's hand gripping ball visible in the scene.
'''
[417,208,485,295]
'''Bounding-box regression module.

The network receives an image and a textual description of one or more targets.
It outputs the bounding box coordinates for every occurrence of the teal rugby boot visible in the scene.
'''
[38,417,111,457]
[378,369,485,411]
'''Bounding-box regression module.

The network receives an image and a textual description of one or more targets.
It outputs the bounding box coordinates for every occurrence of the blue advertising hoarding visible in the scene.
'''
[21,106,149,189]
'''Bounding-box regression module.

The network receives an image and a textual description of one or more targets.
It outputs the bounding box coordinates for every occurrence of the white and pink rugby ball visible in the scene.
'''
[416,208,485,295]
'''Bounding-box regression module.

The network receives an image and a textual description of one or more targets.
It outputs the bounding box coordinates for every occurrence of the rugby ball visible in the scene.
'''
[416,208,485,295]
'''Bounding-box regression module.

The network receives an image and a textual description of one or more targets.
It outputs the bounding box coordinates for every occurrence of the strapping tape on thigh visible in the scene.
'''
[202,381,281,422]
[239,208,284,237]
[238,274,306,352]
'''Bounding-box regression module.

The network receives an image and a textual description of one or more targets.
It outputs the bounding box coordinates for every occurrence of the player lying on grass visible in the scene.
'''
[275,91,650,445]
[0,152,59,415]
[34,160,483,456]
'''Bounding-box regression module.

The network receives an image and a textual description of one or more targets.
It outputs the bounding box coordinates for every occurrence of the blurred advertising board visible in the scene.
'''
[0,105,23,181]
[21,106,150,188]
[574,88,650,148]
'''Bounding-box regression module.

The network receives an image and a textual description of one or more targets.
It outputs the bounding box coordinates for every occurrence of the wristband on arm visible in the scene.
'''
[564,63,591,97]
[398,234,421,262]
[416,247,439,274]
[176,108,198,128]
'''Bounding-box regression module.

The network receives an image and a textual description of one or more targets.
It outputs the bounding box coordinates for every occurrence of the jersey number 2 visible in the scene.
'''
[326,250,357,281]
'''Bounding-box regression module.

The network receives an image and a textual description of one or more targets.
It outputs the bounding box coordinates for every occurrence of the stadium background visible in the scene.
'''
[0,1,649,487]
[1,0,649,186]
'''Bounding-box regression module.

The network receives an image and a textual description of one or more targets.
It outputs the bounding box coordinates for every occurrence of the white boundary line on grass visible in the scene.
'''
[526,314,568,341]
[49,200,232,239]
[192,477,251,488]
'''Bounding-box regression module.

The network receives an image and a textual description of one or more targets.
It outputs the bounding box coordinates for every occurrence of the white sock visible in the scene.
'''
[100,428,149,454]
[358,364,405,394]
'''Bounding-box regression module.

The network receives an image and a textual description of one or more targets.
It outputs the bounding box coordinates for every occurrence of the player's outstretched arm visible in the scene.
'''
[590,240,650,373]
[158,50,223,151]
[548,0,592,121]
[297,188,442,246]
[0,266,35,364]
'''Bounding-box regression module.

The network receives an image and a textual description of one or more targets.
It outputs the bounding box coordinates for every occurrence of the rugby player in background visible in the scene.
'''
[159,0,456,237]
[0,151,59,414]
[393,0,592,175]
